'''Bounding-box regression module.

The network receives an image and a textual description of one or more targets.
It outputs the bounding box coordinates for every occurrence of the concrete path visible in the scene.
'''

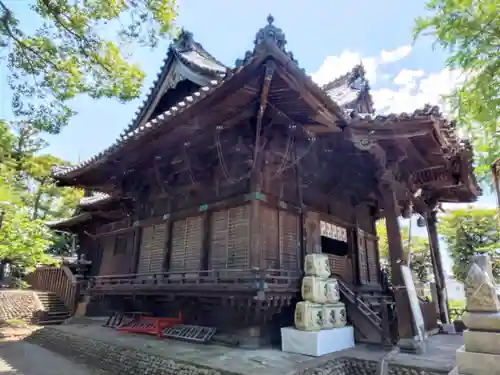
[0,339,104,375]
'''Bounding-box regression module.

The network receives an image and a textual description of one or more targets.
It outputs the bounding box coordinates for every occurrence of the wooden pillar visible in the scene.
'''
[248,60,274,270]
[381,185,419,348]
[426,210,449,324]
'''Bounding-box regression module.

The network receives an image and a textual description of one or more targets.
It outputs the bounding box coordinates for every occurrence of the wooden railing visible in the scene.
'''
[336,277,397,345]
[88,269,302,294]
[336,278,383,329]
[28,265,80,314]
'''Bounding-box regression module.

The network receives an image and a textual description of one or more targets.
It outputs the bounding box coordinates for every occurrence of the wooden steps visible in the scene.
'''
[337,280,395,346]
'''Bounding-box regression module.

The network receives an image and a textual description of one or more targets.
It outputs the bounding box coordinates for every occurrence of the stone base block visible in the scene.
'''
[398,336,425,354]
[456,345,500,375]
[464,330,500,355]
[462,311,500,332]
[281,326,354,357]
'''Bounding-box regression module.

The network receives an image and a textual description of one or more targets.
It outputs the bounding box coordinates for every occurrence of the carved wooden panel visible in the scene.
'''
[98,237,116,276]
[170,216,203,271]
[357,229,369,284]
[260,205,279,269]
[137,224,167,274]
[366,237,379,284]
[210,205,250,269]
[279,210,299,270]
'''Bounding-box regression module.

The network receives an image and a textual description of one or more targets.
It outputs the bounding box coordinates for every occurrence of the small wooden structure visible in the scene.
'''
[48,16,480,348]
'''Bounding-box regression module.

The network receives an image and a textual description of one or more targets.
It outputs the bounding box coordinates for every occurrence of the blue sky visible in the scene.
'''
[0,0,497,275]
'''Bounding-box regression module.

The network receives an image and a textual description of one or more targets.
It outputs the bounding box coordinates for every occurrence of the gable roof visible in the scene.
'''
[121,29,227,136]
[51,15,479,207]
[52,16,347,181]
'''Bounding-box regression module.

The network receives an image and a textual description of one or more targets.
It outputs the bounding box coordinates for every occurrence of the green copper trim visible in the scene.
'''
[244,192,267,201]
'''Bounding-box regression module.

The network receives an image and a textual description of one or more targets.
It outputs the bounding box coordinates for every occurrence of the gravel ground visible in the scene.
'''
[0,339,107,375]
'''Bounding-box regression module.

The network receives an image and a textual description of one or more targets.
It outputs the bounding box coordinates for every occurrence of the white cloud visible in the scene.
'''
[380,45,412,63]
[372,68,463,115]
[393,69,425,89]
[310,45,412,87]
[311,45,465,118]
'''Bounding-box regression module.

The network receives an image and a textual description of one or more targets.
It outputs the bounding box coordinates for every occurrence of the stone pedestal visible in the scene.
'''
[456,345,500,375]
[464,330,500,355]
[462,311,500,331]
[455,255,500,375]
[281,326,354,357]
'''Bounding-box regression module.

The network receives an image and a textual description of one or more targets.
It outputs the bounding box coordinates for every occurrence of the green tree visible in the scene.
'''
[0,122,82,267]
[439,206,499,283]
[414,0,500,180]
[1,0,177,133]
[0,206,54,273]
[376,220,433,283]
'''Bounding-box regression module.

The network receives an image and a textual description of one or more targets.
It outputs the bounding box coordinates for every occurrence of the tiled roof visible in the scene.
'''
[45,212,92,228]
[322,64,374,113]
[53,17,296,180]
[52,77,224,178]
[52,17,470,184]
[351,104,466,148]
[52,31,226,179]
[78,192,112,207]
[122,30,226,136]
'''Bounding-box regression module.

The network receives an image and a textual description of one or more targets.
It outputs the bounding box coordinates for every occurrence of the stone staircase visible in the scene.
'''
[34,292,71,325]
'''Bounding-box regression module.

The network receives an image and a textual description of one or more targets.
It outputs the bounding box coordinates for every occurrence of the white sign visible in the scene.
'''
[401,264,427,343]
[320,221,348,243]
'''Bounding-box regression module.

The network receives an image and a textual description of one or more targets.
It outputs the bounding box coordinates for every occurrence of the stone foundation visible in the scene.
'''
[26,328,235,375]
[25,326,455,375]
[0,290,43,322]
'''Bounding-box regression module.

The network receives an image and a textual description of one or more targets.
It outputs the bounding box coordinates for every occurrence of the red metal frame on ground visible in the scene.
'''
[117,312,184,339]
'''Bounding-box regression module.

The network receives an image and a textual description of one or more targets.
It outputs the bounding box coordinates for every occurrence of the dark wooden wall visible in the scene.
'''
[78,124,382,286]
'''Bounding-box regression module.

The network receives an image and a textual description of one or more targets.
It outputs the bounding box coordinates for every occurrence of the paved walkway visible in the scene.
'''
[0,339,105,375]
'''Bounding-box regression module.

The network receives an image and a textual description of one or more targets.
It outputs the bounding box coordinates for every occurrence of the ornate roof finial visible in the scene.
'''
[254,14,287,51]
[235,15,301,69]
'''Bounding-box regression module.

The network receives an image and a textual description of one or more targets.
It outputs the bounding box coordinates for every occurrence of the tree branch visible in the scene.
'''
[0,0,60,71]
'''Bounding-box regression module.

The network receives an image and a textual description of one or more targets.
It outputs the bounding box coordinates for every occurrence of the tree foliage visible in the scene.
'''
[0,121,82,270]
[414,0,500,181]
[0,0,177,133]
[376,220,433,283]
[0,206,53,273]
[439,207,499,283]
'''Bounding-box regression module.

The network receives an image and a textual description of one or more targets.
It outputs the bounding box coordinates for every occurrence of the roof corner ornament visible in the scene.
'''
[173,28,195,51]
[349,64,369,92]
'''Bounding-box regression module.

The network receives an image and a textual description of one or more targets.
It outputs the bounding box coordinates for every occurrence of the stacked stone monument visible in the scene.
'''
[294,254,347,331]
[281,254,354,356]
[456,254,500,375]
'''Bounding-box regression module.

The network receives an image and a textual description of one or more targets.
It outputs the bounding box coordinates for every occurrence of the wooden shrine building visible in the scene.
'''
[49,16,480,349]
